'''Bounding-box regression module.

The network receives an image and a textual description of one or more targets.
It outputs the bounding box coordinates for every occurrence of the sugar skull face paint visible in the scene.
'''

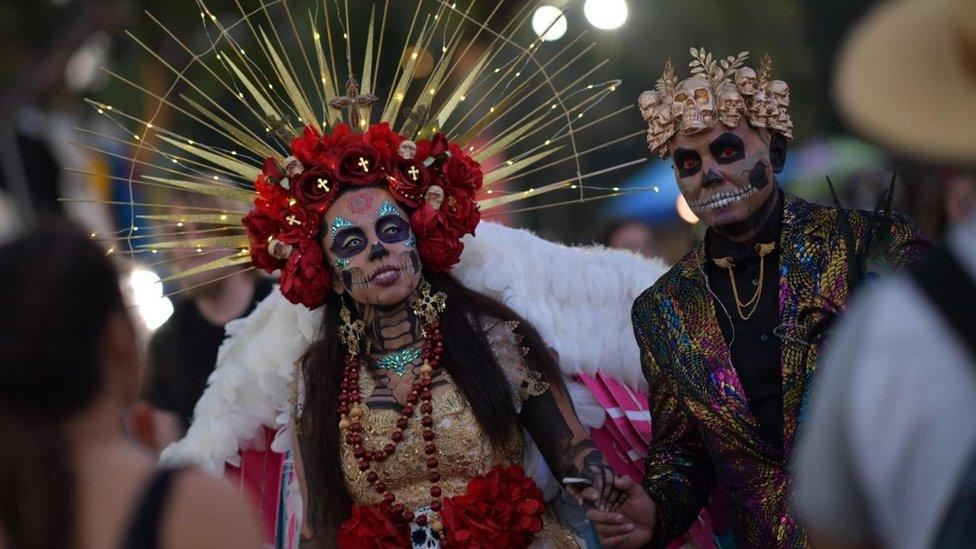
[668,123,777,233]
[378,200,400,219]
[330,215,354,238]
[322,187,422,307]
[347,192,375,215]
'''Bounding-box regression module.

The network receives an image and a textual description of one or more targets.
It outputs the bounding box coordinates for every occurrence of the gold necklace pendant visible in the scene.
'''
[712,242,776,321]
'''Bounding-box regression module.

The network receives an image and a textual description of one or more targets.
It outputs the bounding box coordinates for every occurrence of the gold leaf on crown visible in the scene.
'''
[638,48,793,159]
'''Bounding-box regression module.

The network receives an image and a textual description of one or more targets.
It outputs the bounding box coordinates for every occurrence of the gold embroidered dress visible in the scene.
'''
[339,319,575,547]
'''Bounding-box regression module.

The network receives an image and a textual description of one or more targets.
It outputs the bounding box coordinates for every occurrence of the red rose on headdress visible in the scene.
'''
[294,166,339,212]
[388,158,430,208]
[336,142,383,185]
[441,465,545,548]
[442,151,483,193]
[276,203,320,244]
[279,240,330,308]
[336,504,409,549]
[290,126,326,166]
[254,171,289,215]
[262,157,285,185]
[242,208,283,273]
[363,122,405,163]
[441,184,481,237]
[411,203,463,271]
[416,133,450,167]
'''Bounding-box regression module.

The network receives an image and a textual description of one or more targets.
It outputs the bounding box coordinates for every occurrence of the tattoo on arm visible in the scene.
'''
[518,362,627,509]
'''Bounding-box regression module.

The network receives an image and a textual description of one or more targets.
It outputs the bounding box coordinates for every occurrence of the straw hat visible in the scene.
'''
[834,0,976,163]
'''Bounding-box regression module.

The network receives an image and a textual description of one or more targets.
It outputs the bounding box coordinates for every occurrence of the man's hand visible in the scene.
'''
[584,476,656,548]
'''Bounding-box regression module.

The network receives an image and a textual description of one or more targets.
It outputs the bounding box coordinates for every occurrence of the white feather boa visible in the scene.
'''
[160,221,667,477]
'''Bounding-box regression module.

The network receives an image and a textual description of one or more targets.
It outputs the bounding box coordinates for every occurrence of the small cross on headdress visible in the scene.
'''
[329,76,378,128]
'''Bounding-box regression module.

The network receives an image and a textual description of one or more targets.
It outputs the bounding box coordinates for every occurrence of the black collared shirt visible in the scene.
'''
[705,193,784,453]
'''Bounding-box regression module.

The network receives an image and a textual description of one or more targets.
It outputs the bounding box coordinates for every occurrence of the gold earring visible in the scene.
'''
[338,301,366,356]
[410,278,447,333]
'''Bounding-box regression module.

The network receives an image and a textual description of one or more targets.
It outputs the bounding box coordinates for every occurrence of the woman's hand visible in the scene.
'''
[584,476,657,548]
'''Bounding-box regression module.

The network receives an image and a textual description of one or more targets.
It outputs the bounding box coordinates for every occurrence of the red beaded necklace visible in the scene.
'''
[338,316,445,533]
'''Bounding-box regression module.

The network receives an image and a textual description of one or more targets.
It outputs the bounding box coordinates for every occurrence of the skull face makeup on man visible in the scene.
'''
[668,123,786,238]
[322,187,423,306]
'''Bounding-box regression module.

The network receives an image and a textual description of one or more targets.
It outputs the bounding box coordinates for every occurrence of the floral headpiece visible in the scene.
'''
[639,48,794,158]
[81,1,639,310]
[242,120,482,308]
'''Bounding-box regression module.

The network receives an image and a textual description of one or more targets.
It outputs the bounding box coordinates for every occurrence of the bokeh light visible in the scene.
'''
[129,268,174,331]
[676,194,700,225]
[584,0,628,30]
[532,6,568,42]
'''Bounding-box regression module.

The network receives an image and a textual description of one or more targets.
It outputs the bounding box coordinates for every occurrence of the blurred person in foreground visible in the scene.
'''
[0,225,260,549]
[792,0,976,547]
[142,195,273,451]
[585,47,927,547]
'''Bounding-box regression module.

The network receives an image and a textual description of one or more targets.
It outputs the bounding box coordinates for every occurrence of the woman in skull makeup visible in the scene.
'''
[242,123,626,548]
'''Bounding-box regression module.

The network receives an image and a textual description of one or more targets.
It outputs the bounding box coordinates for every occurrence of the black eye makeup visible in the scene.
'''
[673,148,702,178]
[708,133,746,164]
[331,228,368,258]
[376,215,410,244]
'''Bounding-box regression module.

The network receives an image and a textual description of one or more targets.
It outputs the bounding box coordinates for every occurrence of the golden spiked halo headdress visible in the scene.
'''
[639,48,794,159]
[71,0,646,307]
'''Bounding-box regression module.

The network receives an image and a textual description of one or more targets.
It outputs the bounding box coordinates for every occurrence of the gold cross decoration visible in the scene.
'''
[407,165,420,181]
[267,114,297,140]
[410,278,447,335]
[329,76,378,129]
[286,214,302,226]
[317,177,330,191]
[401,103,430,137]
[357,157,371,172]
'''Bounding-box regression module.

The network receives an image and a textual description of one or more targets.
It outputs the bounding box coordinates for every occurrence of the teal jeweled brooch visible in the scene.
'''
[373,347,422,376]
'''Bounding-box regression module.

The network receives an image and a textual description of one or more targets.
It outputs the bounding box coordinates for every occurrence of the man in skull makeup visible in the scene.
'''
[585,49,927,547]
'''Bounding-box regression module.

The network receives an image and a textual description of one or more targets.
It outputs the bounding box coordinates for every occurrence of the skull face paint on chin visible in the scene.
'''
[323,187,423,307]
[668,123,778,233]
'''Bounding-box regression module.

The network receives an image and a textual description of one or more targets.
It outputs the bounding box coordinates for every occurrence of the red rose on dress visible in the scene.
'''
[411,203,463,271]
[363,122,405,163]
[441,184,481,237]
[336,504,410,549]
[294,166,340,213]
[442,151,483,193]
[276,203,320,244]
[337,142,383,185]
[241,208,283,273]
[290,126,326,166]
[278,240,330,308]
[388,158,430,208]
[441,465,545,548]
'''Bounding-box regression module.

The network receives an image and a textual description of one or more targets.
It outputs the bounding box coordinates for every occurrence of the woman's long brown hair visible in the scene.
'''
[298,268,562,536]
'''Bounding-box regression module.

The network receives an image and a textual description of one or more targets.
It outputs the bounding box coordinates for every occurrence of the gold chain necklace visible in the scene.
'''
[712,242,776,321]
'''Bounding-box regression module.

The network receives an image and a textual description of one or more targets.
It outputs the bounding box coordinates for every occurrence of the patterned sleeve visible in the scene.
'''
[633,292,716,548]
[483,318,548,407]
[886,212,928,268]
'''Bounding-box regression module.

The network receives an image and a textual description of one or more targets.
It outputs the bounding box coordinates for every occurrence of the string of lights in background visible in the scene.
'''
[532,0,629,42]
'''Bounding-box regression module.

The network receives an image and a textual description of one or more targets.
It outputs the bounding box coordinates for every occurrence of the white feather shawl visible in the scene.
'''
[160,221,667,473]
